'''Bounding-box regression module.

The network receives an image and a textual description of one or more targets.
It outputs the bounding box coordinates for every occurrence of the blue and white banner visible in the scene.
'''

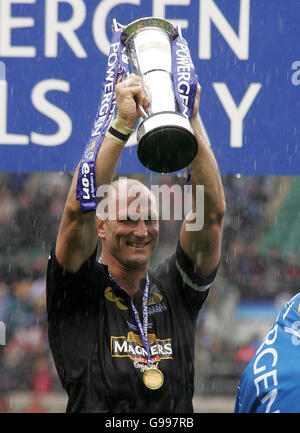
[0,0,299,175]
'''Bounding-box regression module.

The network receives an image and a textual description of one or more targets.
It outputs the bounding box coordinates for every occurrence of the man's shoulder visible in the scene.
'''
[47,247,104,282]
[151,249,177,283]
[46,247,107,316]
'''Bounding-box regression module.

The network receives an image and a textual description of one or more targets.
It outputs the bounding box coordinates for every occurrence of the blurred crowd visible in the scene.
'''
[221,175,300,300]
[0,172,71,411]
[0,171,299,410]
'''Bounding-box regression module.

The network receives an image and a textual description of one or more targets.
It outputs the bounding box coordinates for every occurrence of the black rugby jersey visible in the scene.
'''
[46,242,218,413]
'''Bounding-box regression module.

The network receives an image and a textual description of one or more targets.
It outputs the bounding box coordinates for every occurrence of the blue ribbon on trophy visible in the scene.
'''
[76,22,129,212]
[172,28,198,121]
[172,28,198,184]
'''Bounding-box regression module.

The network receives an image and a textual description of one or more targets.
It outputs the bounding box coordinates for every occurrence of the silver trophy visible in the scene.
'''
[114,17,198,173]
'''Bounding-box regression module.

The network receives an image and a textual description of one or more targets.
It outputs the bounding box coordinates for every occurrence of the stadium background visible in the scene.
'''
[0,0,300,412]
[1,172,299,412]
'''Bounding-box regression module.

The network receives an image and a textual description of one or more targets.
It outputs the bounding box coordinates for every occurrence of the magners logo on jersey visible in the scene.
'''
[111,332,173,363]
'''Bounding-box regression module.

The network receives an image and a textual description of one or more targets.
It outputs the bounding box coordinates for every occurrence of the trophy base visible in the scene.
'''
[137,112,198,173]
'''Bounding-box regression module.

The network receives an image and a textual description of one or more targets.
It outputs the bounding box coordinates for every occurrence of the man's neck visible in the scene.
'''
[102,255,148,298]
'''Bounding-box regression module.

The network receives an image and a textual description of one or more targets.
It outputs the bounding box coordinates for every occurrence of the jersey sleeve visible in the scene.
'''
[235,293,300,413]
[46,248,102,388]
[46,247,100,320]
[175,241,219,294]
[154,241,219,317]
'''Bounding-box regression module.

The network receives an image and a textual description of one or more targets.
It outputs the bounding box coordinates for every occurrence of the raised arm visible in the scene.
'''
[55,75,146,273]
[180,85,226,277]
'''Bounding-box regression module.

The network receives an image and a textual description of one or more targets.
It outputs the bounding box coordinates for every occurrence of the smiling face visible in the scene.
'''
[97,180,159,270]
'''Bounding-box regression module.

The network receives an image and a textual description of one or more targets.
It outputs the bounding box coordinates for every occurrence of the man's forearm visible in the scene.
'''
[95,136,124,190]
[190,114,226,221]
[55,74,143,271]
[55,135,123,271]
[64,136,123,218]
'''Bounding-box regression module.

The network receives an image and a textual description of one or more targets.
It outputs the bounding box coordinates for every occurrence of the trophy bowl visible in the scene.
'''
[120,17,198,173]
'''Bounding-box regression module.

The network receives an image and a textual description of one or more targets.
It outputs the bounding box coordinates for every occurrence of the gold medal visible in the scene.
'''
[143,365,164,390]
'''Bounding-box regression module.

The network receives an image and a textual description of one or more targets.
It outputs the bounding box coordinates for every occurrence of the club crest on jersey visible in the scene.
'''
[104,285,167,313]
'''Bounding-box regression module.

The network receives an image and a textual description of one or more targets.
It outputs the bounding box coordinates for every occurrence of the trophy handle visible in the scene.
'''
[137,101,148,119]
[113,19,149,119]
[112,19,125,33]
[177,24,182,38]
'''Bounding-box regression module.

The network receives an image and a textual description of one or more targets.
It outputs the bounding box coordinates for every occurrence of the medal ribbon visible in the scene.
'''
[129,275,154,367]
[99,258,153,366]
[76,28,129,212]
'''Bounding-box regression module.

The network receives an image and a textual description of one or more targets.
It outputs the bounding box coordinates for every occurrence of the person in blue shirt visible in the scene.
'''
[235,293,300,413]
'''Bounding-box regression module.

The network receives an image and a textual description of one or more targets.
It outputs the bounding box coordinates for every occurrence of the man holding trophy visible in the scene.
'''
[46,18,225,413]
